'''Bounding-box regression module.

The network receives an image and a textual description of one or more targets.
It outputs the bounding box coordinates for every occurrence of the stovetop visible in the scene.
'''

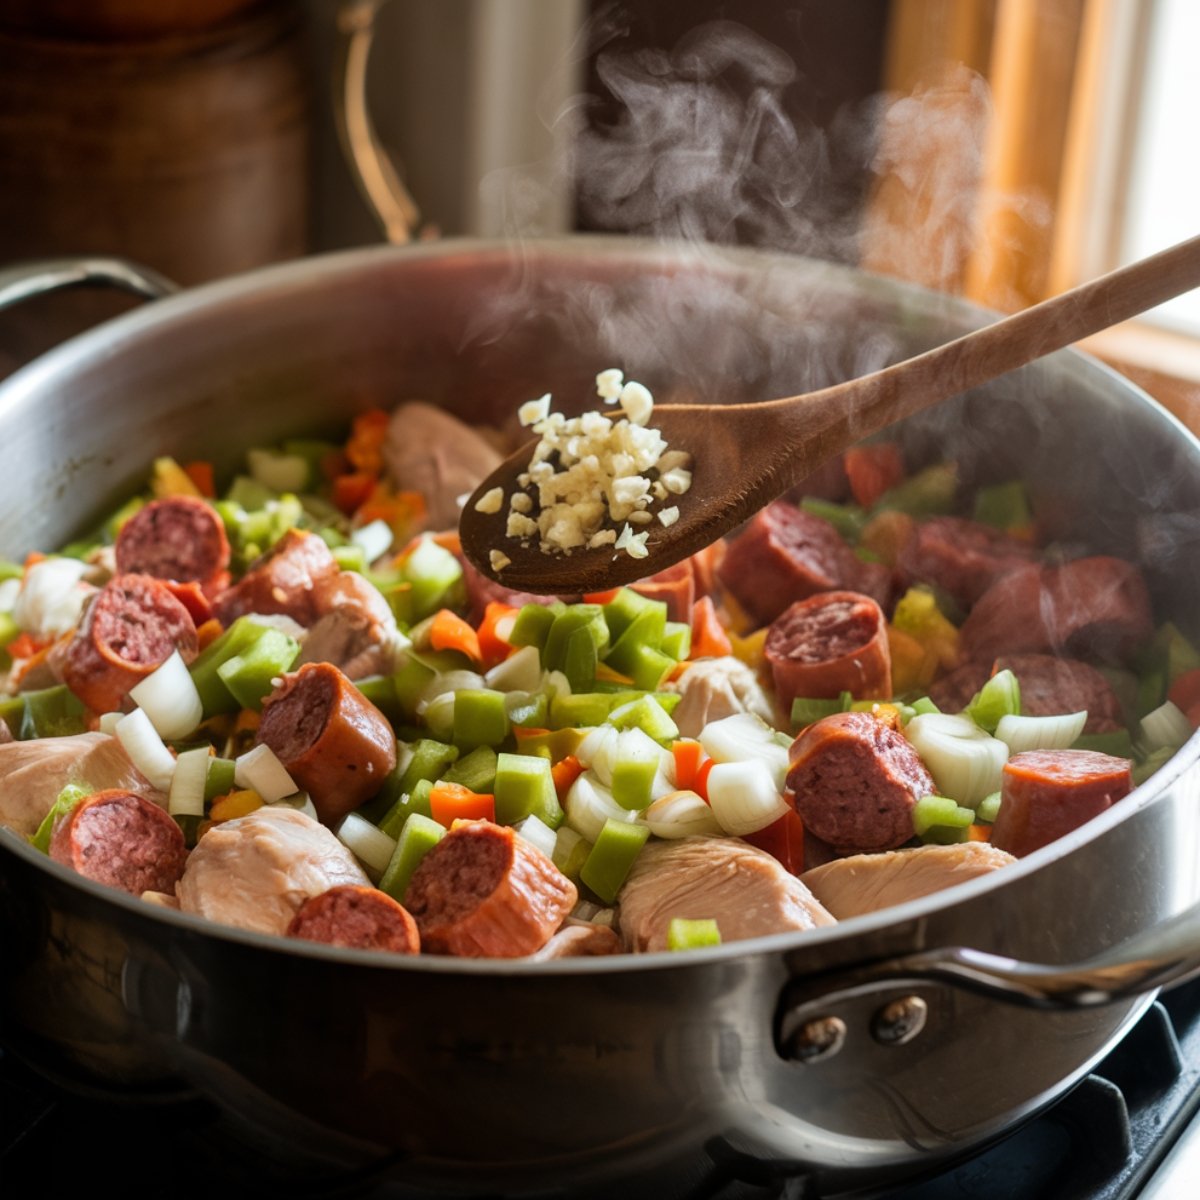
[3,976,1199,1199]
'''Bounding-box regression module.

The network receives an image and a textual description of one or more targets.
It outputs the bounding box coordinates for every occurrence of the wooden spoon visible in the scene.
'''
[460,233,1200,594]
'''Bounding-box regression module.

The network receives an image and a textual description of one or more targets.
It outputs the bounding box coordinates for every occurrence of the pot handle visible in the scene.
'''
[776,899,1200,1061]
[333,0,422,244]
[0,257,179,314]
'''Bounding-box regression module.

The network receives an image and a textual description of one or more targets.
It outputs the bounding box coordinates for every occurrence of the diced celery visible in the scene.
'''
[397,739,460,797]
[378,812,445,902]
[216,628,301,711]
[204,757,237,801]
[922,824,971,844]
[442,745,498,794]
[505,690,550,729]
[910,696,941,716]
[226,475,276,509]
[247,448,310,494]
[605,606,667,678]
[543,606,609,676]
[379,779,435,840]
[608,695,679,743]
[800,497,865,543]
[399,536,464,621]
[667,917,722,951]
[29,784,90,853]
[611,751,659,811]
[190,618,276,717]
[550,691,614,730]
[391,654,436,717]
[626,644,676,693]
[453,688,510,750]
[973,480,1031,530]
[580,817,650,903]
[354,674,402,723]
[790,693,851,729]
[1136,668,1166,720]
[508,603,562,650]
[1072,729,1137,759]
[562,625,598,693]
[601,588,662,643]
[976,792,1002,823]
[494,753,563,828]
[0,695,25,740]
[332,544,368,573]
[660,621,691,662]
[912,794,975,838]
[20,686,87,739]
[965,669,1021,733]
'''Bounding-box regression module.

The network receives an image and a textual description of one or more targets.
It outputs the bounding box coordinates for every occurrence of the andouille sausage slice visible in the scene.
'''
[717,502,892,628]
[256,661,397,825]
[49,788,187,896]
[405,820,577,958]
[115,495,231,594]
[61,574,199,713]
[765,591,891,714]
[286,884,420,954]
[995,653,1125,733]
[990,749,1133,858]
[213,528,339,628]
[786,710,935,854]
[961,557,1153,665]
[896,516,1037,610]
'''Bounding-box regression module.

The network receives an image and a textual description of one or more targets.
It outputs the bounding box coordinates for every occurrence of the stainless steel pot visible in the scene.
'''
[1,239,1198,1197]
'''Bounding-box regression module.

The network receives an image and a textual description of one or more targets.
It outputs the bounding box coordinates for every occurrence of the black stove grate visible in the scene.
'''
[3,976,1198,1199]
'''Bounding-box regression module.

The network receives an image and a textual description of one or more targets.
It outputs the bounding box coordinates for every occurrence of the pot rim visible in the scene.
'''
[1,234,1197,976]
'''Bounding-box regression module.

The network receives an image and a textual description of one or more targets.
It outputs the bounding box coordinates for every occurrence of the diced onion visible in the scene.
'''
[420,692,456,742]
[114,708,177,792]
[513,813,558,858]
[167,746,210,818]
[1139,700,1193,752]
[271,792,318,821]
[485,644,542,693]
[905,713,1008,808]
[552,825,586,872]
[699,712,789,791]
[995,711,1087,754]
[350,518,394,564]
[336,811,397,881]
[0,576,21,613]
[576,725,621,785]
[13,557,90,637]
[234,744,298,803]
[566,771,640,844]
[705,759,790,835]
[97,712,123,736]
[417,669,484,709]
[129,650,203,741]
[644,789,723,839]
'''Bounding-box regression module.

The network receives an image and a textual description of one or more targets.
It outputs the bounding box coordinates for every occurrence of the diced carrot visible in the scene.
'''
[967,824,992,842]
[594,661,635,686]
[332,471,378,516]
[432,530,462,556]
[210,790,263,823]
[429,782,495,826]
[345,408,391,474]
[22,551,46,571]
[844,443,905,510]
[551,754,584,800]
[196,618,224,651]
[694,756,717,803]
[357,488,426,537]
[743,809,805,874]
[1168,668,1200,720]
[6,631,49,660]
[182,460,216,498]
[476,601,518,668]
[672,739,705,792]
[689,595,733,659]
[584,588,621,606]
[428,608,483,664]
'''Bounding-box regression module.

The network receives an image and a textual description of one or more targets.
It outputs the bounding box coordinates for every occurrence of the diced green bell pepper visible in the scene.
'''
[580,817,650,903]
[493,753,563,829]
[215,628,300,711]
[379,811,445,902]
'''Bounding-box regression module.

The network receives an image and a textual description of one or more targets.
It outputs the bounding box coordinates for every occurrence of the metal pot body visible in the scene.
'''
[1,239,1198,1195]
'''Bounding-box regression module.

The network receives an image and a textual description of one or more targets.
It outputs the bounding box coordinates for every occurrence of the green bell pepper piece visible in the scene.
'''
[580,817,650,903]
[379,811,444,901]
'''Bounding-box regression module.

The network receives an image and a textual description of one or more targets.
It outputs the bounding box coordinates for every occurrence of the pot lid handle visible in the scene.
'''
[0,257,179,315]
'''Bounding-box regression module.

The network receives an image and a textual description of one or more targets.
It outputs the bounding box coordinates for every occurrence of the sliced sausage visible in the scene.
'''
[896,515,1037,610]
[961,556,1153,666]
[765,590,891,714]
[786,710,934,854]
[616,836,835,952]
[256,661,397,825]
[286,884,421,954]
[405,820,577,957]
[927,659,992,713]
[990,748,1133,858]
[61,574,199,713]
[995,653,1125,733]
[717,502,892,628]
[49,788,187,896]
[115,496,231,594]
[213,528,339,628]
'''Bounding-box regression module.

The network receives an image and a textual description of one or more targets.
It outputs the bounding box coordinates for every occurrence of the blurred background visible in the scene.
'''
[0,0,1195,426]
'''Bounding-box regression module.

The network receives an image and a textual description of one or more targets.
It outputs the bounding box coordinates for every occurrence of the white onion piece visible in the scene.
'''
[114,708,176,792]
[335,811,397,881]
[906,712,1008,808]
[576,724,621,785]
[0,576,21,613]
[1140,700,1194,752]
[705,760,790,835]
[13,557,90,638]
[565,771,639,843]
[167,746,209,818]
[485,644,542,693]
[350,518,394,564]
[995,711,1087,754]
[234,744,298,803]
[97,712,123,736]
[644,789,723,839]
[552,825,585,872]
[416,669,484,710]
[129,650,203,741]
[247,447,309,493]
[420,692,456,742]
[699,712,789,791]
[271,791,319,821]
[513,813,558,858]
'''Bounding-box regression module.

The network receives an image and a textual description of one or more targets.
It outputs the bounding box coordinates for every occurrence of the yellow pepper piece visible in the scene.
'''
[729,626,768,669]
[151,456,203,499]
[210,790,263,823]
[594,661,635,686]
[892,587,960,676]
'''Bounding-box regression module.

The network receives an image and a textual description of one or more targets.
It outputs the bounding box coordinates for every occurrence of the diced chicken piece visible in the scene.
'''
[617,837,835,952]
[0,732,165,837]
[664,656,775,737]
[529,920,622,960]
[800,842,1016,919]
[298,569,400,679]
[382,401,502,531]
[176,807,369,936]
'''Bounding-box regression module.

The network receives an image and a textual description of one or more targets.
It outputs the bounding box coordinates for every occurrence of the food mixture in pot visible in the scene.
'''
[0,371,1194,958]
